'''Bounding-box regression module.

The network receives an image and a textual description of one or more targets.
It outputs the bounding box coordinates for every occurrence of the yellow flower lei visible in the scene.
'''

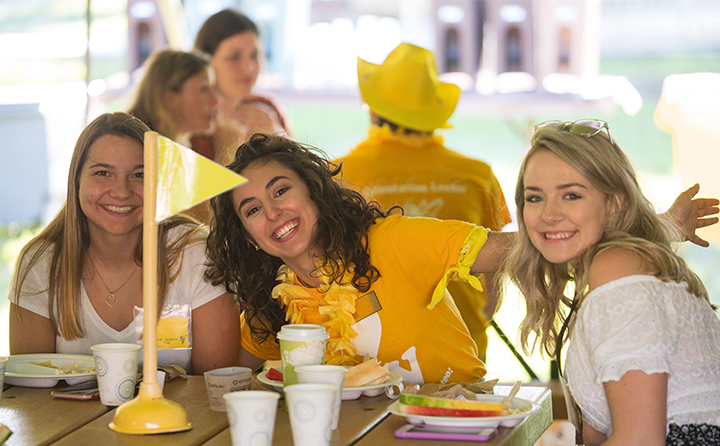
[271,264,362,366]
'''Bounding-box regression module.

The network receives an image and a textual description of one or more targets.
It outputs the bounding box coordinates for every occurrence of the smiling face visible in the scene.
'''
[232,159,320,268]
[522,149,610,266]
[78,135,144,243]
[166,69,217,135]
[212,31,261,101]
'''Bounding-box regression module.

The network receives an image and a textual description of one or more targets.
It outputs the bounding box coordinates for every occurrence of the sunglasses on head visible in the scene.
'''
[533,119,614,145]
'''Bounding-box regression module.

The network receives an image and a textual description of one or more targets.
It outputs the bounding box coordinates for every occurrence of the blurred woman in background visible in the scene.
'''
[128,48,225,149]
[193,8,290,164]
[128,48,233,222]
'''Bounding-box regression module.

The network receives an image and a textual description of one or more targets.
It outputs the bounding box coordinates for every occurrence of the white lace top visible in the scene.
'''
[565,275,720,437]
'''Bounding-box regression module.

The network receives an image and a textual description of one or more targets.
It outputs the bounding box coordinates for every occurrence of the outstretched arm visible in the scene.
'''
[665,183,719,247]
[471,231,516,275]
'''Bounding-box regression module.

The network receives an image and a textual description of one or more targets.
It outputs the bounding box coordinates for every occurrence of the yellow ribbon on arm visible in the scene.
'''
[428,226,490,310]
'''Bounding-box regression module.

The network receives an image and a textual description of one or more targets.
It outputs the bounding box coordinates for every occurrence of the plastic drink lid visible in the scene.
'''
[277,324,329,341]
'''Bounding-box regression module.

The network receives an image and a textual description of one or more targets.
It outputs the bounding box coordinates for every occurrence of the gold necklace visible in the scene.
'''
[88,257,137,308]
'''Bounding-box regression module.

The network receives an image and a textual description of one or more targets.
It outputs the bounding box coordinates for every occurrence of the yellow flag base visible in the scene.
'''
[109,382,192,434]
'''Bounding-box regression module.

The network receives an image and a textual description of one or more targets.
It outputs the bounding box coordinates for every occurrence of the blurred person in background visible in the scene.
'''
[193,8,290,165]
[128,48,232,223]
[128,48,223,148]
[336,42,512,361]
[8,112,242,375]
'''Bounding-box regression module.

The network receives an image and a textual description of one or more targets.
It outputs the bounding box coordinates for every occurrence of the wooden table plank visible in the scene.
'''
[353,386,553,446]
[494,386,553,446]
[202,393,392,446]
[50,376,228,446]
[0,384,112,446]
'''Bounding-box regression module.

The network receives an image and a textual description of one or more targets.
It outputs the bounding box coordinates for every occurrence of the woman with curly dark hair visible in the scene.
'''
[205,133,516,384]
[206,133,716,384]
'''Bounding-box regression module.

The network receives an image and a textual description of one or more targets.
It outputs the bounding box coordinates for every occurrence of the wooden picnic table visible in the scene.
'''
[0,376,551,445]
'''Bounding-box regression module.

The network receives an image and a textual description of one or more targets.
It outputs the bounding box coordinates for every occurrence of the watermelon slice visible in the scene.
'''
[0,424,12,444]
[265,367,283,382]
[398,402,504,418]
[398,393,505,413]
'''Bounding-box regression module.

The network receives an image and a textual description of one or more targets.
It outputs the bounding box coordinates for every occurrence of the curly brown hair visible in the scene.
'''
[205,133,398,345]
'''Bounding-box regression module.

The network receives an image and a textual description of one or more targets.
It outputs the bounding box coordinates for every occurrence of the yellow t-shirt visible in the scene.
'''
[336,126,512,356]
[240,215,488,384]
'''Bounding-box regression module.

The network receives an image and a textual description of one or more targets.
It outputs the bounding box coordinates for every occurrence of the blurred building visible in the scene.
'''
[431,0,602,95]
[0,104,48,224]
[127,0,169,72]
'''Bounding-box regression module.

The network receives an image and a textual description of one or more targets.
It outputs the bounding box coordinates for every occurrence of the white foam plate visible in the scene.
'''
[4,353,97,388]
[256,368,404,400]
[388,394,540,428]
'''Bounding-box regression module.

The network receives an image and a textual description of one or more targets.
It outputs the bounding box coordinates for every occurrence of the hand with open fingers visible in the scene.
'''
[667,183,720,247]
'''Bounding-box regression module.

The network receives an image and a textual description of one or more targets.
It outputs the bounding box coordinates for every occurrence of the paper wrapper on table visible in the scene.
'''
[415,379,499,396]
[204,367,253,412]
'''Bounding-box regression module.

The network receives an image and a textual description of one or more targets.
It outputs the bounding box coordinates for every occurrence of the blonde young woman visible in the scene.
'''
[9,112,241,374]
[129,48,233,222]
[128,48,227,149]
[505,119,720,445]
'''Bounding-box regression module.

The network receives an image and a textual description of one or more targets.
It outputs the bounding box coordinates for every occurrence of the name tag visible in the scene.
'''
[353,291,382,322]
[156,317,189,349]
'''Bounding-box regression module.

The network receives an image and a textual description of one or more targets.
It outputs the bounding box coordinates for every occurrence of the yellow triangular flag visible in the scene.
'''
[154,133,246,222]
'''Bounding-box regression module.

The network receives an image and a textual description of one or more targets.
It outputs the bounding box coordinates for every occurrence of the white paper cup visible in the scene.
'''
[156,369,166,392]
[204,366,253,412]
[276,324,329,387]
[224,390,280,446]
[285,383,337,446]
[91,343,141,406]
[295,364,345,430]
[0,356,7,401]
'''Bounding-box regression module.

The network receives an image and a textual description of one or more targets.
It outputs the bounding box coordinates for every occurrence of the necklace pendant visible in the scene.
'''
[105,293,119,308]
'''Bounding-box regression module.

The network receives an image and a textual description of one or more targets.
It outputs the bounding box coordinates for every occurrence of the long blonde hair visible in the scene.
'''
[128,49,211,140]
[12,112,203,339]
[504,125,711,358]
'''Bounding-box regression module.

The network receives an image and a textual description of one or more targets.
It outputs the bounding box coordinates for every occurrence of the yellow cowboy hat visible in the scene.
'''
[357,42,460,132]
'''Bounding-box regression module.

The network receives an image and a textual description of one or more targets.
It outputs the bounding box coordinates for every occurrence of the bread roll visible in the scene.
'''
[344,359,389,387]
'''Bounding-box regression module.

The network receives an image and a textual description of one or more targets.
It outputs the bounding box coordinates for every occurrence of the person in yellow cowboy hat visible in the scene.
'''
[336,42,512,361]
